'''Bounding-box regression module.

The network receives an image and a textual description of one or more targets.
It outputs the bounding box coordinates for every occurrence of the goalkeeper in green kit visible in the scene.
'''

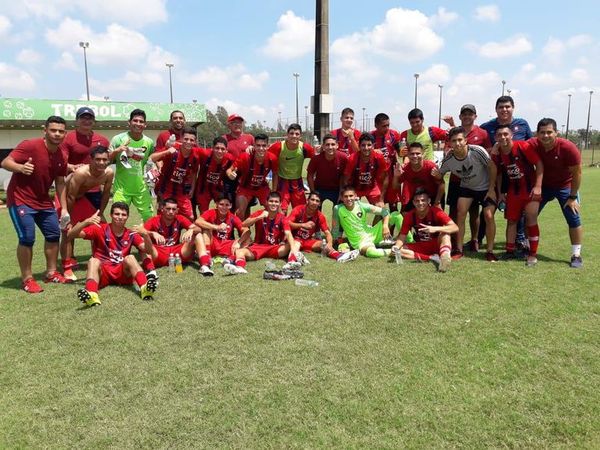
[109,109,155,221]
[332,185,412,258]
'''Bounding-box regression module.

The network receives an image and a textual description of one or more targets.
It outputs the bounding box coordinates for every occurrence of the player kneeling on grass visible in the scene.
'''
[392,188,457,272]
[143,197,204,270]
[194,195,248,276]
[224,191,299,275]
[67,202,157,306]
[289,191,359,263]
[331,185,408,258]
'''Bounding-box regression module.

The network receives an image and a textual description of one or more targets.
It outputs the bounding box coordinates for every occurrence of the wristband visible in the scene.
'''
[380,207,390,217]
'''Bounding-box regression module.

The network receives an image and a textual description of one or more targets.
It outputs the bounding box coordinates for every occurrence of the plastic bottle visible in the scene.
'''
[320,238,327,257]
[498,200,506,212]
[313,135,319,147]
[295,279,319,287]
[399,137,407,156]
[265,260,277,271]
[395,250,404,265]
[168,253,175,271]
[175,253,183,273]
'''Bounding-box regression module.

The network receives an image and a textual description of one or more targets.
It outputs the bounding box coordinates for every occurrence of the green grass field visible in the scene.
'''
[1,169,599,448]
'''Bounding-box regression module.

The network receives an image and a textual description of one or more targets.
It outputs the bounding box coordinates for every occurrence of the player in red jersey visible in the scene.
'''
[528,118,583,268]
[442,104,492,252]
[331,107,360,155]
[342,132,388,207]
[392,142,444,212]
[67,202,157,306]
[493,124,543,266]
[155,110,186,153]
[306,134,348,209]
[268,123,315,212]
[223,114,255,159]
[3,116,71,293]
[392,188,457,272]
[225,133,278,219]
[370,113,401,211]
[194,196,248,276]
[223,191,299,275]
[58,146,114,281]
[289,191,359,263]
[399,108,448,162]
[144,197,204,270]
[150,126,200,220]
[195,136,235,214]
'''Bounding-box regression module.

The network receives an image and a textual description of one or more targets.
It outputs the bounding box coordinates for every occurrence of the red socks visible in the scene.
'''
[527,225,540,256]
[134,271,147,287]
[199,254,211,266]
[85,279,99,293]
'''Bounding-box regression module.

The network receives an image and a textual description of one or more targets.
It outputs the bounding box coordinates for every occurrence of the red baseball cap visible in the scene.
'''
[227,114,244,122]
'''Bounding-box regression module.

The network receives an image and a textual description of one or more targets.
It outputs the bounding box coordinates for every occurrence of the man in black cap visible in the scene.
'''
[58,106,110,280]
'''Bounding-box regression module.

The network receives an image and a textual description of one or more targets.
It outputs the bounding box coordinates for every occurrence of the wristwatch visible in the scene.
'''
[568,195,577,200]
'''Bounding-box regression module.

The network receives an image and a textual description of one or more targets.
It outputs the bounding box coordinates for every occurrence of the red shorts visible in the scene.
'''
[237,186,270,207]
[277,178,306,211]
[404,240,439,256]
[210,238,235,257]
[248,243,281,260]
[99,263,133,288]
[296,238,320,252]
[152,243,193,267]
[384,184,400,205]
[173,194,193,220]
[505,195,533,222]
[54,193,99,226]
[356,185,382,205]
[196,190,221,213]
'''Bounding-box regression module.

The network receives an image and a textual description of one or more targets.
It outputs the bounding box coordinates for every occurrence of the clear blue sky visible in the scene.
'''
[0,0,598,130]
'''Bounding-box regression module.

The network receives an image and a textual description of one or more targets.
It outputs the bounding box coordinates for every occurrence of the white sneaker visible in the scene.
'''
[295,252,310,265]
[337,249,360,263]
[223,263,239,275]
[199,265,214,277]
[282,261,301,271]
[234,265,248,274]
[119,153,132,169]
[438,252,451,272]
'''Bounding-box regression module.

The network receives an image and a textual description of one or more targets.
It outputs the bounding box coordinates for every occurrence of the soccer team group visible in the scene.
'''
[2,95,584,305]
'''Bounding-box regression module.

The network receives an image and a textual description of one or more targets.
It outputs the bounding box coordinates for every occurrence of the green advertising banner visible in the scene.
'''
[0,98,206,123]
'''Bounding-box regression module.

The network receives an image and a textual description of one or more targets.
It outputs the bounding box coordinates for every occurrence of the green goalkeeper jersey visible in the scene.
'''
[110,132,155,193]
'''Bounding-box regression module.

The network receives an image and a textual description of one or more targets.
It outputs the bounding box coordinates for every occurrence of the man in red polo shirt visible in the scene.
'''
[331,107,360,155]
[528,118,583,268]
[226,133,278,219]
[442,104,491,252]
[268,123,315,212]
[342,132,388,207]
[493,124,543,266]
[224,191,299,274]
[58,106,110,278]
[392,142,444,212]
[2,116,71,293]
[150,126,200,220]
[195,136,235,214]
[306,133,348,209]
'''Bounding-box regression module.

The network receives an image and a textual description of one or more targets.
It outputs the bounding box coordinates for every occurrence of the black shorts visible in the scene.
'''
[458,187,496,208]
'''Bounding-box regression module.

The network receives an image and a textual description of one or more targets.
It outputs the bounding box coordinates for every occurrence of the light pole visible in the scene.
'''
[304,105,309,133]
[79,41,90,101]
[507,89,512,96]
[362,107,366,131]
[561,124,565,135]
[293,73,300,124]
[437,85,443,128]
[165,63,174,103]
[502,80,506,96]
[414,73,419,108]
[278,111,282,131]
[584,90,593,154]
[566,94,572,138]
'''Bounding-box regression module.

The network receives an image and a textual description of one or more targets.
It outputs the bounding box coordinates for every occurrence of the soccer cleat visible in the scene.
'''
[429,254,441,265]
[466,240,480,252]
[22,278,43,294]
[140,282,156,301]
[379,238,395,248]
[199,265,214,276]
[44,271,72,284]
[63,268,78,282]
[295,252,310,265]
[223,263,239,275]
[525,256,538,267]
[282,261,302,271]
[280,269,304,279]
[263,271,292,281]
[570,255,583,269]
[145,272,159,291]
[485,252,498,262]
[234,265,248,274]
[501,251,519,261]
[337,249,360,263]
[77,288,101,307]
[450,249,464,260]
[119,153,132,169]
[438,252,451,272]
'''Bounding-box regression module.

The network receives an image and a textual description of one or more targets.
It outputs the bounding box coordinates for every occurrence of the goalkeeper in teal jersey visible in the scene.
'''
[109,109,155,221]
[332,185,412,258]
